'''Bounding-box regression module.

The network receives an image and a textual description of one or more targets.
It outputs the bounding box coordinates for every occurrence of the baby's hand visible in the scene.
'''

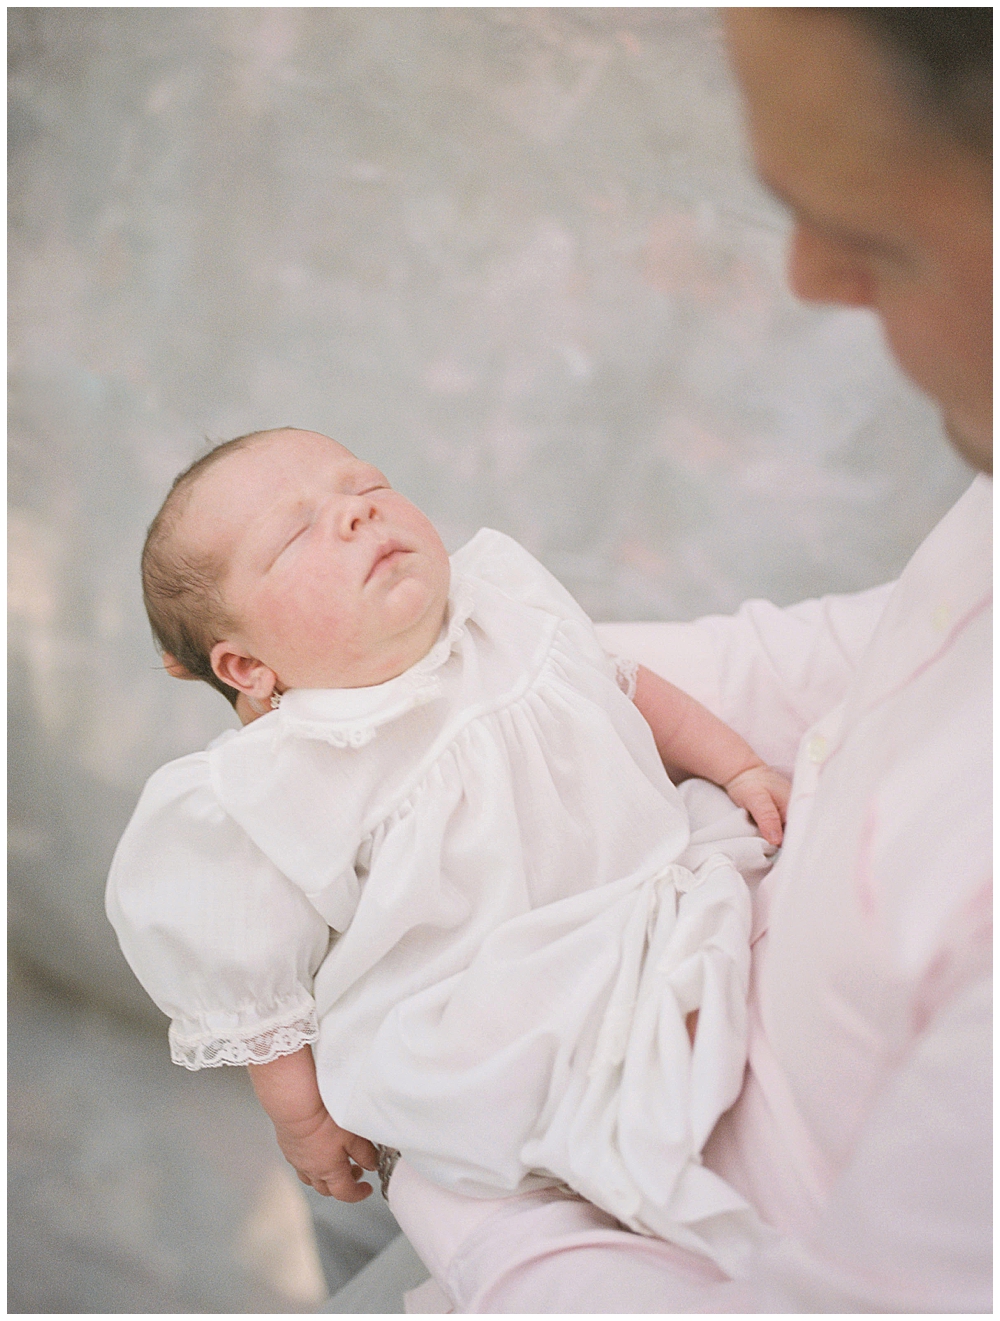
[274,1109,378,1201]
[724,764,791,847]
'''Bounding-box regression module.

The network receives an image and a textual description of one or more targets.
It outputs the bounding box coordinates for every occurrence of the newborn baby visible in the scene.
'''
[108,427,789,1270]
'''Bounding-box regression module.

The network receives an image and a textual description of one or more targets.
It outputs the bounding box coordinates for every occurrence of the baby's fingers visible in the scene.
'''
[341,1130,378,1171]
[729,780,783,846]
[769,773,791,821]
[727,767,790,846]
[747,793,783,847]
[324,1169,374,1202]
[311,1159,374,1202]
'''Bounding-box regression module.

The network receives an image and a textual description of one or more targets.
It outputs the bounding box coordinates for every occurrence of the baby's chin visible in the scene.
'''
[376,577,450,662]
[286,585,450,690]
[377,558,449,627]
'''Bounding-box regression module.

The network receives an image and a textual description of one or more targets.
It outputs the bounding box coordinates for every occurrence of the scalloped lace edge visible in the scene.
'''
[169,1007,320,1070]
[280,673,443,748]
[610,654,639,702]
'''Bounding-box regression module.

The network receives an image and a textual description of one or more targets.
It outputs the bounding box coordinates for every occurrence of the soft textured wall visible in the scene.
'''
[9,7,972,1019]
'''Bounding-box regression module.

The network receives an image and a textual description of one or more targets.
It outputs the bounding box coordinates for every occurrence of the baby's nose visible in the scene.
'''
[338,493,378,535]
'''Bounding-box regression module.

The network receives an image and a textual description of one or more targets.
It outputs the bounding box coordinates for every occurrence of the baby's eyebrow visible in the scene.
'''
[350,464,390,488]
[258,498,310,560]
[270,495,311,526]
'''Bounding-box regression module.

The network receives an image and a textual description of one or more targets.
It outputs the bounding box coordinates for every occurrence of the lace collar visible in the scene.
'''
[272,578,475,748]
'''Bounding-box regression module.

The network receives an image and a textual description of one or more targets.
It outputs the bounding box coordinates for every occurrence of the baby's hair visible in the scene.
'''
[142,427,295,708]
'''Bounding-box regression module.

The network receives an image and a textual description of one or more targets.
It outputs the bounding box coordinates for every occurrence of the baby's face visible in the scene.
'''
[177,430,451,693]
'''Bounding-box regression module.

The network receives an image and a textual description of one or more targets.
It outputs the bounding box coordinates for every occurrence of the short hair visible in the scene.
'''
[840,7,992,156]
[141,428,292,708]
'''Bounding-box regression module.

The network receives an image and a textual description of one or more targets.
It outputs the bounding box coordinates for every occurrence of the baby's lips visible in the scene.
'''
[364,539,408,583]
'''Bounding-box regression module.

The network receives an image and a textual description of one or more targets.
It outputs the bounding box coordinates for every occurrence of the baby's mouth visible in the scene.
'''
[365,541,409,583]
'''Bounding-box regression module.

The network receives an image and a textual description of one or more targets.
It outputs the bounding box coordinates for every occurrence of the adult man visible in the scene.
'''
[382,9,991,1311]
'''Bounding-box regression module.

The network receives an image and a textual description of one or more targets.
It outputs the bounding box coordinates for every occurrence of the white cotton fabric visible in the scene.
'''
[107,528,775,1270]
[387,476,992,1314]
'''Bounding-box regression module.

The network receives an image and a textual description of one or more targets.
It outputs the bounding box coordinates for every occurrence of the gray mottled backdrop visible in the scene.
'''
[9,5,971,1013]
[8,6,972,1311]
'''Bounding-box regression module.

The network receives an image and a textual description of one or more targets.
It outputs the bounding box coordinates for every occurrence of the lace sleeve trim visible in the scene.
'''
[169,1005,320,1070]
[609,654,639,702]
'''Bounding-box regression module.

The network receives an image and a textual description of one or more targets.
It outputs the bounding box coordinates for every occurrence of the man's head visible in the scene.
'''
[142,428,451,706]
[724,8,992,473]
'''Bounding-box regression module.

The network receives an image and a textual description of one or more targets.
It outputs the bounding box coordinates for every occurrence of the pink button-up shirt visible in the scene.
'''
[390,475,992,1313]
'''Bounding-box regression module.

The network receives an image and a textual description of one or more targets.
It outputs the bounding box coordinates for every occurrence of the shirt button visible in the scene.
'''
[806,734,829,764]
[931,604,951,632]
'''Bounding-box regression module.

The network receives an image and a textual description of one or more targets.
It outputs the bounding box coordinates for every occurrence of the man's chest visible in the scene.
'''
[757,614,990,1178]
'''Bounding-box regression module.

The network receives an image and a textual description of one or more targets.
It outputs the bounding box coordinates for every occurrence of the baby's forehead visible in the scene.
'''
[173,430,377,546]
[238,429,369,474]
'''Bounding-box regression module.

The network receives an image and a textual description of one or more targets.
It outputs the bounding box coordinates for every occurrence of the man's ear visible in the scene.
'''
[210,641,278,700]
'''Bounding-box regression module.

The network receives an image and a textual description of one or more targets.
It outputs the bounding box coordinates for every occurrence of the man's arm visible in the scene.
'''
[596,582,893,776]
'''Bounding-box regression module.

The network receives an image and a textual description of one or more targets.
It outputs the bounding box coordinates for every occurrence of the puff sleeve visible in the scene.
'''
[452,529,599,632]
[452,528,621,685]
[106,746,332,1069]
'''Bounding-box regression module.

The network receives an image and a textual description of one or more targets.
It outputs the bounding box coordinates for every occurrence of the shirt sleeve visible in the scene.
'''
[388,969,992,1312]
[594,582,894,775]
[106,751,332,1069]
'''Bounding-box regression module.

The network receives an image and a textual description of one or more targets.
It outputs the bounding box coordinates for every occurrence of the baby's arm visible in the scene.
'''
[248,1046,378,1201]
[632,664,790,846]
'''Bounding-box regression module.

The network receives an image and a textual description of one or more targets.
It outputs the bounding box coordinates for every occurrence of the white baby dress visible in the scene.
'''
[107,529,776,1271]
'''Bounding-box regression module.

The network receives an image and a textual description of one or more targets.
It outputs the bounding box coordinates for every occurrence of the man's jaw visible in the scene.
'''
[944,416,992,476]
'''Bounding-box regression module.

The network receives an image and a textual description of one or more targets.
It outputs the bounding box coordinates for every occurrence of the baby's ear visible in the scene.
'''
[210,641,277,701]
[162,652,198,681]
